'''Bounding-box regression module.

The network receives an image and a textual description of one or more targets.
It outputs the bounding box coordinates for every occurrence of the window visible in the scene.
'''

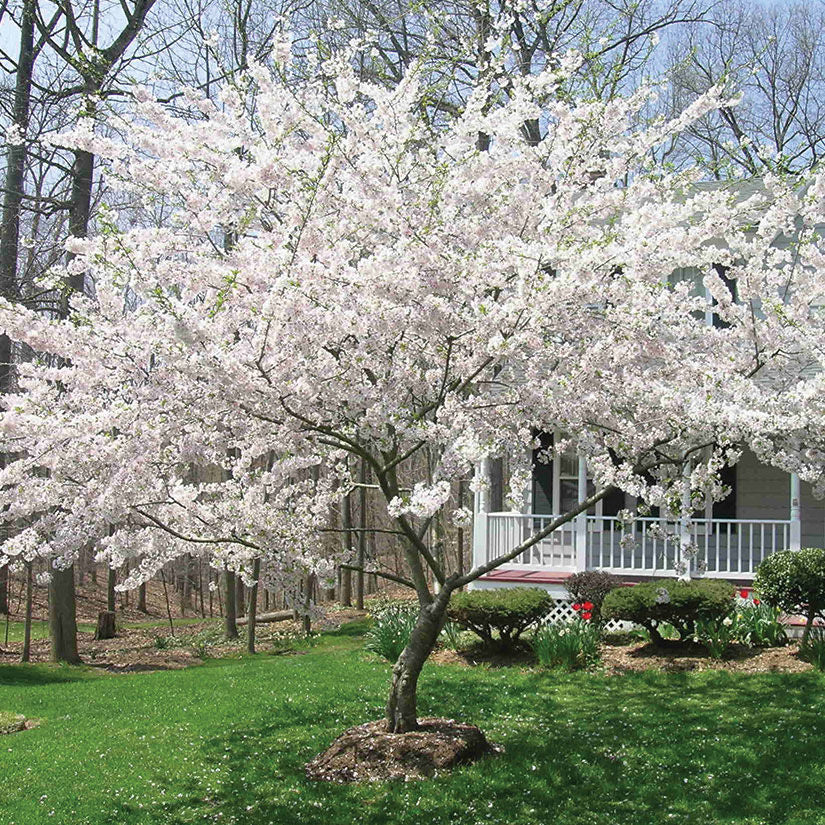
[531,431,626,517]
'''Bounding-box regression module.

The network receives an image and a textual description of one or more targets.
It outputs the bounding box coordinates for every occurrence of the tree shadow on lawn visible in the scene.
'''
[0,662,99,686]
[102,667,825,825]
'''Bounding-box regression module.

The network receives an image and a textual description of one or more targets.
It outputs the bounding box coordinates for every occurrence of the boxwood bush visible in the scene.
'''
[602,578,734,646]
[755,548,825,644]
[447,587,553,649]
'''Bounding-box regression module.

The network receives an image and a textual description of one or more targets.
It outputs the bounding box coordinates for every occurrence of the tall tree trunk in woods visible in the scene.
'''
[0,567,7,615]
[356,460,367,609]
[247,558,260,654]
[47,88,97,666]
[137,580,147,612]
[302,574,314,636]
[0,0,38,625]
[198,560,205,617]
[20,561,32,662]
[340,489,352,606]
[107,567,116,612]
[235,576,244,620]
[223,569,238,640]
[0,0,34,384]
[49,566,80,664]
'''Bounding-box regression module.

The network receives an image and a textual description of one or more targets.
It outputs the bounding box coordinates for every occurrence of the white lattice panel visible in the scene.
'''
[542,598,627,632]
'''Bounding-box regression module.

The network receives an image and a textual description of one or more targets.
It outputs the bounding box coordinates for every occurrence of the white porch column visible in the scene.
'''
[679,463,692,581]
[790,472,802,551]
[471,458,492,571]
[575,454,588,570]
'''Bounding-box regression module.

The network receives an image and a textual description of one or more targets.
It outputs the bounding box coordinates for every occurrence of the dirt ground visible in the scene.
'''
[0,607,367,671]
[598,639,813,674]
[431,639,814,674]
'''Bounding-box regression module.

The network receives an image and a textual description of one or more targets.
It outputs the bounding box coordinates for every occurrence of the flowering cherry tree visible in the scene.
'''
[1,44,824,733]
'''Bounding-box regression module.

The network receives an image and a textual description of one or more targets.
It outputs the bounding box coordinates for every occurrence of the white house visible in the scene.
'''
[470,182,822,596]
[470,444,814,596]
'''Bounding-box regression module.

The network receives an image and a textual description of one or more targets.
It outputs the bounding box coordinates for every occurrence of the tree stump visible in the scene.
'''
[94,610,116,640]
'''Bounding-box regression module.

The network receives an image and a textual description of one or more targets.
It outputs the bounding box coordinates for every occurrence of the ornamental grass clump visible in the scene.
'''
[602,578,734,647]
[365,602,418,662]
[447,588,553,650]
[531,619,601,671]
[800,628,825,671]
[754,548,825,644]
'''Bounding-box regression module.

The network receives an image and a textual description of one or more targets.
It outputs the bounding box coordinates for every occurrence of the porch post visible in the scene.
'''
[576,454,587,570]
[679,463,692,581]
[472,458,491,571]
[790,472,802,551]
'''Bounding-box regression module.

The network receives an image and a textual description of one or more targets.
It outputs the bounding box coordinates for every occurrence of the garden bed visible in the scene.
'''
[600,640,812,674]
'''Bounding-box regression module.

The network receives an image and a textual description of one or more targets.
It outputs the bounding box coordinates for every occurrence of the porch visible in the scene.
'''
[471,448,811,584]
[473,512,794,581]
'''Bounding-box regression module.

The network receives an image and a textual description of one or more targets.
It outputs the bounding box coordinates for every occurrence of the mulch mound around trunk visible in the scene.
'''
[305,718,500,783]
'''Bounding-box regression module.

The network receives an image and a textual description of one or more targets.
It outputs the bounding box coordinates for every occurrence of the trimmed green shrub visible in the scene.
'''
[565,570,622,625]
[602,578,734,646]
[530,619,601,670]
[447,587,553,649]
[365,602,418,662]
[754,548,825,644]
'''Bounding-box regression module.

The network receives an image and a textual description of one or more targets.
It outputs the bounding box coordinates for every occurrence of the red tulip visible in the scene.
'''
[582,611,592,621]
[572,603,581,611]
[583,601,594,611]
[753,598,760,606]
[739,590,749,599]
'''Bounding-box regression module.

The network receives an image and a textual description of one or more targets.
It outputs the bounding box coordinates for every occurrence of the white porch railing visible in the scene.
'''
[481,513,792,579]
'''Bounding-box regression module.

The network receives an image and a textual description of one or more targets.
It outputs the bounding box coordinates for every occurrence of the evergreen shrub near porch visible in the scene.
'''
[755,547,825,644]
[602,578,734,646]
[447,588,553,649]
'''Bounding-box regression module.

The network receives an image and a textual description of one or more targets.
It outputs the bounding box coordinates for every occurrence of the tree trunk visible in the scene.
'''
[803,606,817,646]
[107,566,116,612]
[48,566,80,664]
[235,576,245,620]
[247,558,260,654]
[0,0,35,396]
[224,569,238,640]
[94,610,116,640]
[356,460,367,610]
[340,489,353,606]
[20,561,32,662]
[0,565,8,615]
[137,581,147,612]
[386,601,447,732]
[302,574,314,636]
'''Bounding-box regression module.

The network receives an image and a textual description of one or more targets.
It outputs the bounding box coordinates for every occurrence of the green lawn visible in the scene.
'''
[1,619,97,643]
[1,625,824,825]
[0,616,211,643]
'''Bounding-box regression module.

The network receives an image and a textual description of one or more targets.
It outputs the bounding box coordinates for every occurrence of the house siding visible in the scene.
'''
[737,449,825,547]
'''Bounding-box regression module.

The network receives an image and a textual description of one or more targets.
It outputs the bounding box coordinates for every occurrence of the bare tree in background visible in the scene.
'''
[663,0,825,176]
